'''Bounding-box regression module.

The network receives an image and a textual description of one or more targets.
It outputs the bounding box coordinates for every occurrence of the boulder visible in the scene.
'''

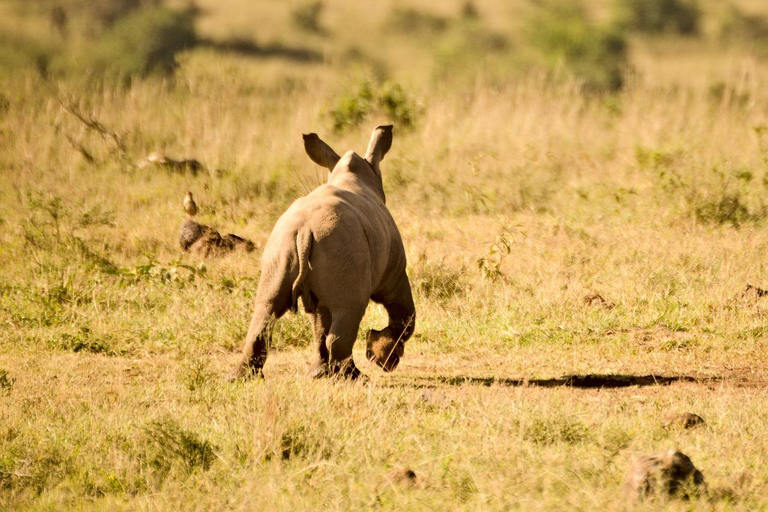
[623,450,705,501]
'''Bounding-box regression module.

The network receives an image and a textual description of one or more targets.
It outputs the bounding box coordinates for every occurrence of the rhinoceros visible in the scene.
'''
[229,125,415,380]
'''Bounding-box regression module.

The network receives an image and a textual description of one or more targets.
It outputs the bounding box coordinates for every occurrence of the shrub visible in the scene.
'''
[694,194,760,227]
[526,1,628,92]
[434,24,511,82]
[386,7,449,35]
[719,6,768,46]
[639,150,767,227]
[88,5,197,79]
[291,1,325,33]
[615,0,701,35]
[328,78,421,133]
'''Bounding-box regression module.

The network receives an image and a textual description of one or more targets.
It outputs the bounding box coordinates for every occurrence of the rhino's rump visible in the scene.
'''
[263,185,405,311]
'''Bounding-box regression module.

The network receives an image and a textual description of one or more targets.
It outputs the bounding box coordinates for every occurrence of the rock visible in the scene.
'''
[386,467,418,488]
[662,412,705,430]
[180,219,255,257]
[623,450,706,501]
[179,219,206,250]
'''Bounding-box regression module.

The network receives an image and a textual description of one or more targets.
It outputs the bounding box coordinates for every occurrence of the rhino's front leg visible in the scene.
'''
[308,305,331,378]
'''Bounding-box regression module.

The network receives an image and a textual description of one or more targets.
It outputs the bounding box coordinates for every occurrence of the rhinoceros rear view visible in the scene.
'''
[229,126,415,380]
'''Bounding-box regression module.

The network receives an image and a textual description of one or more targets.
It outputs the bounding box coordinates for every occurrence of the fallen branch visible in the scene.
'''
[59,97,128,160]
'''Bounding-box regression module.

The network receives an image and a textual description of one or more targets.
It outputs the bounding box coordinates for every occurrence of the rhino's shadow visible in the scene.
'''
[389,373,719,389]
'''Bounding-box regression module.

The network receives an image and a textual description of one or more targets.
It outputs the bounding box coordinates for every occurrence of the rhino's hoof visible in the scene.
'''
[226,365,264,382]
[309,361,330,379]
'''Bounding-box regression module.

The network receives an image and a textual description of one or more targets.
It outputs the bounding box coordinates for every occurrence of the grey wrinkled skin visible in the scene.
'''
[229,126,415,381]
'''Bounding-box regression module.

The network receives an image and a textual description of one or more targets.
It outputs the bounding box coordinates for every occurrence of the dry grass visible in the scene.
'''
[2,0,768,509]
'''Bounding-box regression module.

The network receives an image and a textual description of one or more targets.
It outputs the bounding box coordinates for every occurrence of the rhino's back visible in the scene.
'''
[267,184,405,292]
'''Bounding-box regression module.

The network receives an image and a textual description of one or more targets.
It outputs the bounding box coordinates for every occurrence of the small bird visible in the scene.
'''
[183,191,198,217]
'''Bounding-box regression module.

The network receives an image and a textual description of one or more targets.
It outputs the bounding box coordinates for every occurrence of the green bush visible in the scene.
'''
[328,79,421,133]
[0,32,61,78]
[719,6,768,46]
[386,7,449,35]
[434,23,511,83]
[615,0,701,35]
[291,1,325,33]
[526,1,628,92]
[88,5,197,79]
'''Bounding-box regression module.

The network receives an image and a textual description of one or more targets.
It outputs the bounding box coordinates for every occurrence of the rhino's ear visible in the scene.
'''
[364,125,393,175]
[303,133,341,171]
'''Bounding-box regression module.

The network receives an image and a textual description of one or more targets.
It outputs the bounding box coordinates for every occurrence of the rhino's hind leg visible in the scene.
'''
[368,278,416,372]
[325,308,365,379]
[228,302,281,381]
[308,305,331,378]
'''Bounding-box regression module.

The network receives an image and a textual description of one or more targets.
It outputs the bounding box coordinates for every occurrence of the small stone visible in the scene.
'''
[623,450,706,501]
[386,467,418,488]
[662,412,706,430]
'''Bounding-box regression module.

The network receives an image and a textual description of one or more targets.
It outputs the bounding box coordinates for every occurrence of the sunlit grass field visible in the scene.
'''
[2,0,768,509]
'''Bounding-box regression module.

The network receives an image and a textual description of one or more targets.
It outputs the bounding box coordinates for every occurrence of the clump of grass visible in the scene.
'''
[708,82,751,109]
[412,259,466,300]
[179,358,214,392]
[272,425,334,461]
[143,420,216,475]
[49,328,116,355]
[637,146,767,226]
[526,0,628,91]
[693,194,761,227]
[0,370,14,394]
[0,93,9,116]
[115,257,202,285]
[525,417,591,445]
[273,312,314,349]
[327,78,421,133]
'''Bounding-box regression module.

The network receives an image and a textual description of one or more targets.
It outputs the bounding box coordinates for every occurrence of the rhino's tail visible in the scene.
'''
[291,227,313,312]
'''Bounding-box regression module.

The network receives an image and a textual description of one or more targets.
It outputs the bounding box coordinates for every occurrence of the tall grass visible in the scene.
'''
[2,0,768,509]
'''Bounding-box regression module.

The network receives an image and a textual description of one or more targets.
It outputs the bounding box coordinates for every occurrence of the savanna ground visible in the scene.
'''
[2,0,768,509]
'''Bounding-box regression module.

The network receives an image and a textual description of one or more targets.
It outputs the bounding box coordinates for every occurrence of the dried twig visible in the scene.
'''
[63,133,95,164]
[59,98,128,159]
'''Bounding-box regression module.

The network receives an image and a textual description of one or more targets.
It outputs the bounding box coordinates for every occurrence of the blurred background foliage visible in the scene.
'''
[2,0,767,94]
